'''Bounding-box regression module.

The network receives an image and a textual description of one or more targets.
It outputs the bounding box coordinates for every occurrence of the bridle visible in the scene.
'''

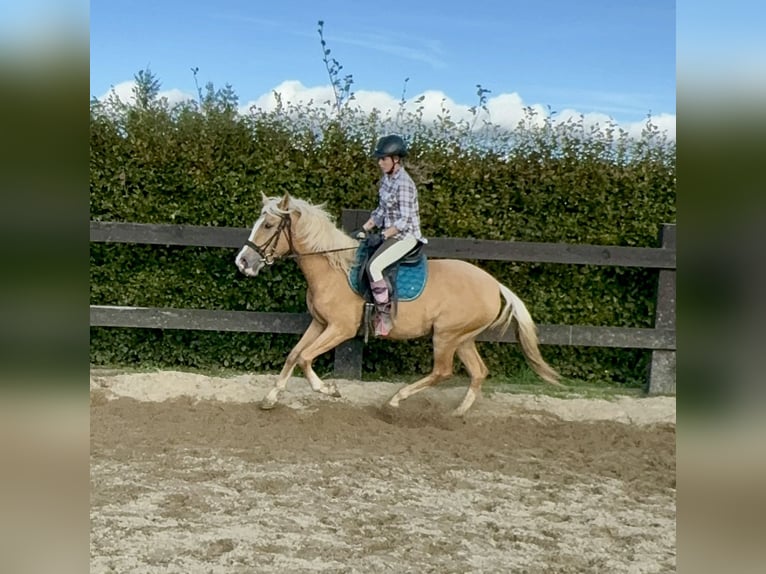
[243,212,295,266]
[243,212,358,265]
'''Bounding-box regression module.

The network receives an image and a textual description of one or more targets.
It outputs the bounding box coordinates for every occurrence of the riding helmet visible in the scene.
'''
[373,135,408,158]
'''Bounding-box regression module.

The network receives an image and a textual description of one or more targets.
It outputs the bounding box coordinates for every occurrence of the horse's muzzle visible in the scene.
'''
[235,248,264,277]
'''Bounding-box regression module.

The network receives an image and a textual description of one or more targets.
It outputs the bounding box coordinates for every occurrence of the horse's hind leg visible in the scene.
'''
[452,340,489,416]
[261,319,324,409]
[387,334,457,408]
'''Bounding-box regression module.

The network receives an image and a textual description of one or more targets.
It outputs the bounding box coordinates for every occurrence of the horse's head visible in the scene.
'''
[235,193,297,277]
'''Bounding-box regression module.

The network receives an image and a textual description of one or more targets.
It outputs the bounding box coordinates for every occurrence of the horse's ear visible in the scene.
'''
[260,192,269,206]
[277,192,291,211]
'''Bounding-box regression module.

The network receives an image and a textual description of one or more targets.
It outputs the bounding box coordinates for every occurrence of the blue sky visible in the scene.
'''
[89,0,677,137]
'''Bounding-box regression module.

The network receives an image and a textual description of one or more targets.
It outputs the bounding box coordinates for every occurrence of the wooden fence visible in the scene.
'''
[90,210,676,394]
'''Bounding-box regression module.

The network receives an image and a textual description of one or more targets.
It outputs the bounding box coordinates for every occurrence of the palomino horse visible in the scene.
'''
[235,193,560,416]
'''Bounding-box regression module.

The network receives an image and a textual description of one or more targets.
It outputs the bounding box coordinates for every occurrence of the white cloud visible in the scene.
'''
[243,80,335,111]
[625,113,676,141]
[99,78,675,141]
[350,89,401,117]
[98,80,194,107]
[242,81,675,140]
[486,93,545,129]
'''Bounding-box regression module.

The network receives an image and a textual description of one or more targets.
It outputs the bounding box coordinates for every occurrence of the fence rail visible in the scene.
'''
[90,221,676,268]
[90,210,676,393]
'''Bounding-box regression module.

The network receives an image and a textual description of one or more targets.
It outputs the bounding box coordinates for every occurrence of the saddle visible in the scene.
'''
[347,234,428,340]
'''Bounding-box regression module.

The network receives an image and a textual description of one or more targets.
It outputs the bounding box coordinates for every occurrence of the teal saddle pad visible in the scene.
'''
[348,244,428,302]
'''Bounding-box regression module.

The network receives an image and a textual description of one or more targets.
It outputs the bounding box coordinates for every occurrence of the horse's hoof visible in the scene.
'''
[260,399,278,410]
[320,384,341,398]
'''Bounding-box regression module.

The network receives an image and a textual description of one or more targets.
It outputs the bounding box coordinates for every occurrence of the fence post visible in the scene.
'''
[647,224,676,394]
[330,209,369,380]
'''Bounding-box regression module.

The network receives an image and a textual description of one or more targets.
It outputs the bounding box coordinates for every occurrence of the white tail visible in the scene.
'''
[491,283,561,386]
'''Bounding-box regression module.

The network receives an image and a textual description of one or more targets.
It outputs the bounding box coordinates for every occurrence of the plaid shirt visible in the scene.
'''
[370,167,427,243]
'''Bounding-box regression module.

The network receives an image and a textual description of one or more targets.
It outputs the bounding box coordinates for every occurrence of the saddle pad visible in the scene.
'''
[348,245,428,302]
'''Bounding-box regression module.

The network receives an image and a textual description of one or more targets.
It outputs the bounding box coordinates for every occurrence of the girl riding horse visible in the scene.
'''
[356,135,427,337]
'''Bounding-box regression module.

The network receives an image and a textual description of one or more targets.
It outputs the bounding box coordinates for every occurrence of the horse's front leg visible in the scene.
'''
[261,319,324,410]
[295,323,358,399]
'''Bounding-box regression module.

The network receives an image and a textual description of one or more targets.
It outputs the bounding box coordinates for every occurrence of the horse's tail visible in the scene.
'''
[492,283,562,386]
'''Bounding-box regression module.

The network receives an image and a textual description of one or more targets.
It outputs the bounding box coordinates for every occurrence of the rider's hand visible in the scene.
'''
[365,231,383,248]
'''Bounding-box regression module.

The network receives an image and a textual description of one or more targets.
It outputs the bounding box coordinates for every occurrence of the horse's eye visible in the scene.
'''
[264,222,273,229]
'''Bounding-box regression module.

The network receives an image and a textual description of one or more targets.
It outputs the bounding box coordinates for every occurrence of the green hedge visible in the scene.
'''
[90,79,675,387]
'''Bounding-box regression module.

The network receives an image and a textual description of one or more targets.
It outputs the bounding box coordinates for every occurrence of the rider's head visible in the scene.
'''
[373,135,408,175]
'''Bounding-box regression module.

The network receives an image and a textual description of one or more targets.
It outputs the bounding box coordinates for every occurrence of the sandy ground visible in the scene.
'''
[90,370,676,573]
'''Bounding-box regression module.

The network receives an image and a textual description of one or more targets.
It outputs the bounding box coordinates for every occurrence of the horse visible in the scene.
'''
[235,193,561,416]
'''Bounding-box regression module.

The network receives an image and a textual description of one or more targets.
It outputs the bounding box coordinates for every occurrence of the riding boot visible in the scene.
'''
[370,279,393,336]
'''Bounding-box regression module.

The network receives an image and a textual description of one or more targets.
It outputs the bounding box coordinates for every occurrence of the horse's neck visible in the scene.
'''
[294,244,347,288]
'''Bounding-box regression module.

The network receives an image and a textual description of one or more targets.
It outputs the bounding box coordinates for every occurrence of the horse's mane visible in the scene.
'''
[262,196,359,275]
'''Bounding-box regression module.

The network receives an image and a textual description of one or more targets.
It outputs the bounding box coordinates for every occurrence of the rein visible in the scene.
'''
[244,213,358,264]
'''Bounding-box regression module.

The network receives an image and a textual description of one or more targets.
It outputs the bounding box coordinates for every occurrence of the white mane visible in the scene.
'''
[261,196,359,274]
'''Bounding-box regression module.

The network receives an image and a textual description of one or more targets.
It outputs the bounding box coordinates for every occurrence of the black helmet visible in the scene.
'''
[373,134,408,158]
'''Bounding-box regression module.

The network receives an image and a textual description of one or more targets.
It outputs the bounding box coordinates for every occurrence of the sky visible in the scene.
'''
[88,0,677,139]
